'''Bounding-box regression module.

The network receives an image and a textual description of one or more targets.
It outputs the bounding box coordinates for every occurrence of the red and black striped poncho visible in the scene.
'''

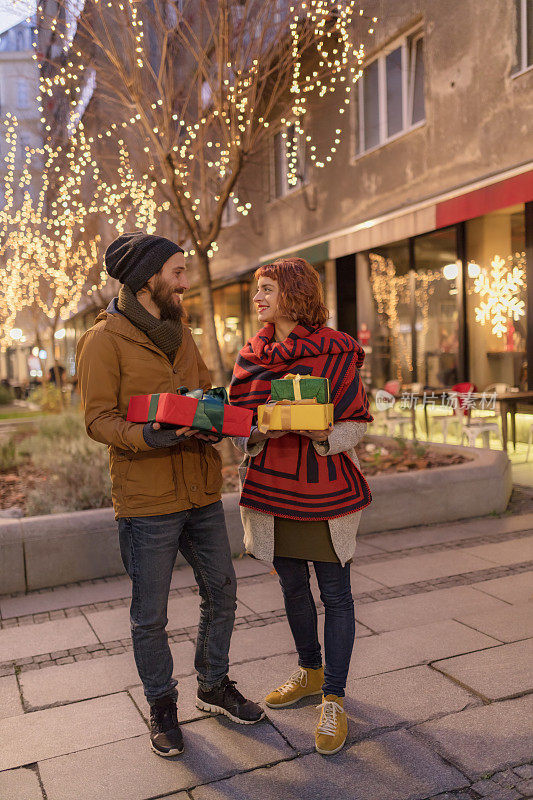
[229,322,374,521]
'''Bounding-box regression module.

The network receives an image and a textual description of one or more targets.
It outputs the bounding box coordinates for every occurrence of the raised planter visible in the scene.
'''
[0,495,247,595]
[0,440,512,595]
[357,436,512,534]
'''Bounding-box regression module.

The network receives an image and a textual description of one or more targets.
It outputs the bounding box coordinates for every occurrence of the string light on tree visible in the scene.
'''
[369,254,444,382]
[0,117,167,345]
[29,0,379,384]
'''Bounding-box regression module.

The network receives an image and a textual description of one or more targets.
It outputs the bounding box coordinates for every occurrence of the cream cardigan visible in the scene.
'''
[233,421,368,566]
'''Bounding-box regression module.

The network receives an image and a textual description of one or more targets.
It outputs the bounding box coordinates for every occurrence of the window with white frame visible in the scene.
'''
[513,0,533,74]
[357,29,425,154]
[222,195,238,227]
[272,123,306,199]
[64,0,86,48]
[17,79,30,109]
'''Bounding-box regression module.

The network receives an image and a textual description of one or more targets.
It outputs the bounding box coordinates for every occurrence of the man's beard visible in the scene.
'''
[149,274,185,323]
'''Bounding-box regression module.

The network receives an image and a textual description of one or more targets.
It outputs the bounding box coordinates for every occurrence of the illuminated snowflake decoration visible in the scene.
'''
[473,253,526,338]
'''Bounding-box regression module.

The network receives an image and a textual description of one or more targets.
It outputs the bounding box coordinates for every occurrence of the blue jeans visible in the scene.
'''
[272,556,355,697]
[118,500,236,704]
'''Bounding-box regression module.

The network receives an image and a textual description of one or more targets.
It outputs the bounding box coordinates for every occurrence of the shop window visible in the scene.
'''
[512,0,533,74]
[357,241,412,388]
[17,79,30,109]
[183,293,204,353]
[466,205,527,390]
[356,228,460,389]
[413,228,460,388]
[213,283,247,371]
[357,29,425,154]
[272,123,306,198]
[184,283,249,373]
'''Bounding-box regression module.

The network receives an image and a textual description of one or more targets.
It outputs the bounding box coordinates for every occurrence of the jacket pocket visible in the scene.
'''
[123,451,176,508]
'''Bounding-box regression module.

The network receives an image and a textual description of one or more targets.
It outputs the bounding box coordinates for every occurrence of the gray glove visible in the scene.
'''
[142,422,188,449]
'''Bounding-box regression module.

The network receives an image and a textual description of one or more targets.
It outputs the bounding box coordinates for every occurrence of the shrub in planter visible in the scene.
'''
[0,438,21,471]
[0,385,13,405]
[28,384,63,413]
[19,412,83,446]
[21,413,112,515]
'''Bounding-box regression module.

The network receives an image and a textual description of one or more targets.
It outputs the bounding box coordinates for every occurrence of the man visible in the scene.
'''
[76,232,264,758]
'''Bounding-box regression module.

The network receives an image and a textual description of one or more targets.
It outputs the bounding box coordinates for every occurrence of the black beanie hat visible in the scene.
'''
[104,232,184,293]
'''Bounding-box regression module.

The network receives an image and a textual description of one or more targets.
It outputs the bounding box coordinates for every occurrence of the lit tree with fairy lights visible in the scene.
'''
[0,115,167,364]
[33,0,376,383]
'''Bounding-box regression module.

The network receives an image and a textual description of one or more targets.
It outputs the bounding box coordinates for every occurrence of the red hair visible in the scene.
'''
[254,257,329,328]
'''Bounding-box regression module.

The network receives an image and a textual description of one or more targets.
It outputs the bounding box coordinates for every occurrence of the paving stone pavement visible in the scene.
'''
[0,510,531,800]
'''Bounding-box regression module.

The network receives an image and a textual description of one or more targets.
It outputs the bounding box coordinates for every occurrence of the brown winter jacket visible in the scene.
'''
[75,299,222,518]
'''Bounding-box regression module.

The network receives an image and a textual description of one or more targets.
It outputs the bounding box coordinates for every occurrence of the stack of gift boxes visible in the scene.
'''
[127,387,253,437]
[257,374,334,433]
[125,375,333,439]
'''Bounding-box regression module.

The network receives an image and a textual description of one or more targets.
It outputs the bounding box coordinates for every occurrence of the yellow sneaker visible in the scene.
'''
[264,666,324,708]
[315,694,348,755]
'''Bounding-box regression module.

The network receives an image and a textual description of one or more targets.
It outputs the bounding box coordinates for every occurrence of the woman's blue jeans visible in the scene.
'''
[272,556,355,697]
[118,500,236,704]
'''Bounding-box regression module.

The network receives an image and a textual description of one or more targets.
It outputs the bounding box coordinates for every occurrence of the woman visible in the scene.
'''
[229,257,373,755]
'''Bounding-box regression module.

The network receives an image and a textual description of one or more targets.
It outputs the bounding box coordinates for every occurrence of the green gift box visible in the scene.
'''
[271,374,330,404]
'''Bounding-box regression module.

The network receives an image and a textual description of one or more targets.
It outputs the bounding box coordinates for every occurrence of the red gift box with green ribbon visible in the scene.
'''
[126,387,252,437]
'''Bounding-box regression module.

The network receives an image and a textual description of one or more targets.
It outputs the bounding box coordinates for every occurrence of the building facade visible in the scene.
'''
[183,0,533,395]
[28,0,533,401]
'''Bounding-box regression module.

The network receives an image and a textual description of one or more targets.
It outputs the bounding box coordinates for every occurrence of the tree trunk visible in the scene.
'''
[196,250,238,466]
[196,250,228,387]
[33,328,47,379]
[49,327,65,410]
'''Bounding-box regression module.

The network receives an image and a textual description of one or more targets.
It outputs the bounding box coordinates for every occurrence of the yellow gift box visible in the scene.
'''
[257,399,334,433]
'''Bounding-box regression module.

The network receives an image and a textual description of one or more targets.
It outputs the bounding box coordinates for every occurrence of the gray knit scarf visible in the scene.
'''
[117,284,183,363]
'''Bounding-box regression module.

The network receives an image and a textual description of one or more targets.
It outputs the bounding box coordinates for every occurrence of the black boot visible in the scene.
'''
[149,696,184,757]
[196,676,265,724]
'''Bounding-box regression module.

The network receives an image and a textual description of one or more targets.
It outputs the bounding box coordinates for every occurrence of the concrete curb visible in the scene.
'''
[0,495,246,595]
[0,440,512,594]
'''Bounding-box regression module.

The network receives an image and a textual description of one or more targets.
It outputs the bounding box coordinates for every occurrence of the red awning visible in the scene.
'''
[436,170,533,228]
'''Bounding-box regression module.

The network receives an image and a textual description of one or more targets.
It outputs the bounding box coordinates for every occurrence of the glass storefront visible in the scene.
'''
[466,204,527,390]
[356,227,460,388]
[354,205,529,392]
[356,241,411,387]
[185,281,252,374]
[413,228,460,387]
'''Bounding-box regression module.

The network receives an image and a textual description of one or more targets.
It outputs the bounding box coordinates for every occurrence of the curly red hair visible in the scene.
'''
[255,257,329,328]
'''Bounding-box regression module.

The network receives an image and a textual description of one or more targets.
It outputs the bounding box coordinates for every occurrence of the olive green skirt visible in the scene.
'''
[273,516,340,563]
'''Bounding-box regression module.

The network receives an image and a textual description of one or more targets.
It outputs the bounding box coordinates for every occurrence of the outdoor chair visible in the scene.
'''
[461,423,502,448]
[526,422,533,462]
[430,382,476,443]
[371,381,412,438]
[469,383,509,424]
[460,382,507,448]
